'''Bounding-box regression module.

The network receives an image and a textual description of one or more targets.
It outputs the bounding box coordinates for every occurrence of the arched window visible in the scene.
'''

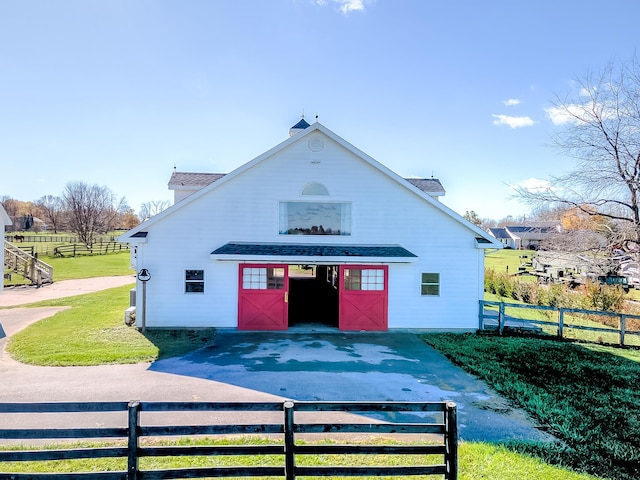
[301,182,329,196]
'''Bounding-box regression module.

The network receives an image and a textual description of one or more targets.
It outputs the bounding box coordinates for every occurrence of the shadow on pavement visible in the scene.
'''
[150,330,556,443]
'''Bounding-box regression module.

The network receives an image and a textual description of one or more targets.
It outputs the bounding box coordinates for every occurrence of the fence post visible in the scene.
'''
[127,401,141,480]
[558,309,565,339]
[283,401,296,480]
[445,402,458,480]
[498,302,505,335]
[620,314,627,346]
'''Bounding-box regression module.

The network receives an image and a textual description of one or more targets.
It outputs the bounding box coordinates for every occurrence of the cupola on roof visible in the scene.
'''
[289,116,311,137]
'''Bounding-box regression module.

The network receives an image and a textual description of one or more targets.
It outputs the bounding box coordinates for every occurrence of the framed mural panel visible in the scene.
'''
[279,202,351,236]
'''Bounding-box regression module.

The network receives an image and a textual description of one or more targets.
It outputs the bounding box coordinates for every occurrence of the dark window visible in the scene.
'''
[185,270,204,293]
[421,273,440,296]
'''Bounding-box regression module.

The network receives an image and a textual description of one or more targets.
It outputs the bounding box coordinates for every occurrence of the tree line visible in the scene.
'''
[2,181,170,244]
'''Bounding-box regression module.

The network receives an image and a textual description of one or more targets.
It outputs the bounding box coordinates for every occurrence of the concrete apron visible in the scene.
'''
[151,330,556,443]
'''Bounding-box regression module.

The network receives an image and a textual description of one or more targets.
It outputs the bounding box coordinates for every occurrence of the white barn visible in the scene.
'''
[119,120,501,331]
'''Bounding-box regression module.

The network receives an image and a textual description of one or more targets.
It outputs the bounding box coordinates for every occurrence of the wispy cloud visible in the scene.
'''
[503,99,520,107]
[511,177,551,193]
[545,106,577,125]
[491,114,535,128]
[315,0,368,14]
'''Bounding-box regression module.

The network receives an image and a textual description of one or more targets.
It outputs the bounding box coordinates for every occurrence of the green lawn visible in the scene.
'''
[422,333,640,480]
[6,285,215,365]
[0,440,600,480]
[484,248,530,273]
[4,249,133,286]
[46,252,134,280]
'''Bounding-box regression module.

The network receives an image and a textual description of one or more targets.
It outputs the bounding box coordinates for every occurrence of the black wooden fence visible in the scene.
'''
[480,299,640,346]
[0,400,458,480]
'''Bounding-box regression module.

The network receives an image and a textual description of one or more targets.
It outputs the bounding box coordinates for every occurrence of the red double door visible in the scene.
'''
[237,264,388,331]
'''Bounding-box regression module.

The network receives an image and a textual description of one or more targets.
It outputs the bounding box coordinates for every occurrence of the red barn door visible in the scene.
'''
[339,265,388,331]
[238,264,289,330]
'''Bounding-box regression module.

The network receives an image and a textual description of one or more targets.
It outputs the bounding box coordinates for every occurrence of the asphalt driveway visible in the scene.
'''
[0,278,555,443]
[151,329,555,443]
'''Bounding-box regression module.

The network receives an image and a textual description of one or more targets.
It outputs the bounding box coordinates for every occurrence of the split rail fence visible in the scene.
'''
[53,242,128,257]
[480,299,640,346]
[0,400,458,480]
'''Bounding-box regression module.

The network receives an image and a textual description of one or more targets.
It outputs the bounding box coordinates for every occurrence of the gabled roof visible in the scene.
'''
[168,172,225,191]
[505,225,555,234]
[488,227,511,239]
[120,122,501,248]
[405,178,445,196]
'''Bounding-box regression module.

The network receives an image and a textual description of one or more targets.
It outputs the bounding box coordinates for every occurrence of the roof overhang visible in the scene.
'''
[118,231,148,244]
[211,242,418,264]
[475,237,504,249]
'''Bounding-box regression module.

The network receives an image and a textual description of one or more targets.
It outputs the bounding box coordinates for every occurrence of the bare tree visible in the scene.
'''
[463,210,482,227]
[0,196,18,231]
[35,195,64,233]
[62,181,123,244]
[518,55,640,252]
[139,200,171,222]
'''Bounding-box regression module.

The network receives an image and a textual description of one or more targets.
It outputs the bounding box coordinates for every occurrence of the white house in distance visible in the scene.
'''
[488,224,560,250]
[1,203,12,293]
[119,119,502,331]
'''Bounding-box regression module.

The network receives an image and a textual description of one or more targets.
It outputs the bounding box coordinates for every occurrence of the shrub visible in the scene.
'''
[485,268,498,294]
[582,281,626,312]
[512,281,539,304]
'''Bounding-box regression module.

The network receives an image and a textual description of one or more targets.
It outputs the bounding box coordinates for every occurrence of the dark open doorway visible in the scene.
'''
[288,265,339,328]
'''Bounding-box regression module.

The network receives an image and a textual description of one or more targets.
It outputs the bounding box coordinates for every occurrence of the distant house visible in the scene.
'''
[1,204,12,292]
[119,119,502,332]
[488,224,560,250]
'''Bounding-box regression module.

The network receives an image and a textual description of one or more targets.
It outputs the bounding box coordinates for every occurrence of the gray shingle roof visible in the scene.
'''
[405,178,445,195]
[506,226,555,234]
[211,243,417,258]
[488,227,511,239]
[168,172,225,189]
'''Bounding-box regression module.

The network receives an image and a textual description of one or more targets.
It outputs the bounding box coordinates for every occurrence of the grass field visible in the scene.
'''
[4,233,133,286]
[0,440,601,480]
[6,285,215,365]
[484,247,529,273]
[423,334,640,480]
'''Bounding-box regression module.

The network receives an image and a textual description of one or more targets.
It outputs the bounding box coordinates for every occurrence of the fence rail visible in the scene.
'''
[480,299,640,346]
[3,240,54,286]
[0,400,458,480]
[53,242,129,257]
[4,235,121,243]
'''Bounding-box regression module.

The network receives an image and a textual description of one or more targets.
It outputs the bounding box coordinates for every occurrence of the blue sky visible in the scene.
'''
[2,0,639,221]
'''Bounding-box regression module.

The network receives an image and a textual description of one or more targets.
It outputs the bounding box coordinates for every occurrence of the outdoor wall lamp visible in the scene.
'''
[137,268,151,332]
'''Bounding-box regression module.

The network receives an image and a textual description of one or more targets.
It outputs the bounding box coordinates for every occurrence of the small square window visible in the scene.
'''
[241,267,285,290]
[185,270,204,293]
[421,273,440,296]
[344,268,385,291]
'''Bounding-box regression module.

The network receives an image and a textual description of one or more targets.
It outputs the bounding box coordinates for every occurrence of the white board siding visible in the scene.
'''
[126,129,492,330]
